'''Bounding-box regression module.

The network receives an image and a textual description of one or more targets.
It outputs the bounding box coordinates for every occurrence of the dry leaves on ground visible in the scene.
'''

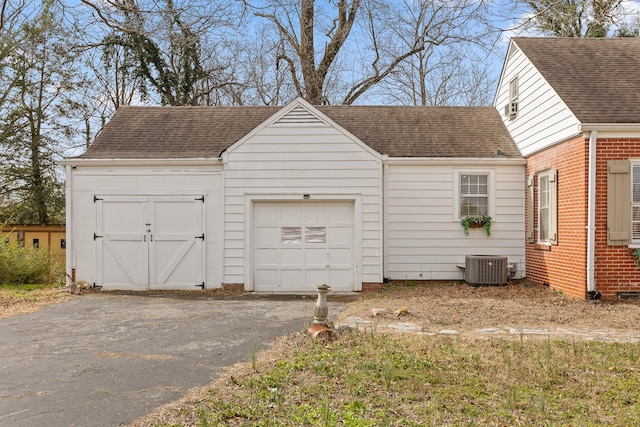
[0,288,73,320]
[339,281,640,333]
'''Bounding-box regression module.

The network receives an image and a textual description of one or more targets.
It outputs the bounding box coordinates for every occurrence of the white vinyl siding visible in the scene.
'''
[385,161,526,281]
[223,104,383,289]
[494,43,581,156]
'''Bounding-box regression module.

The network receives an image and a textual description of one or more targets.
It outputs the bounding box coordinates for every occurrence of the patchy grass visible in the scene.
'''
[132,329,640,427]
[0,284,72,319]
[131,282,640,427]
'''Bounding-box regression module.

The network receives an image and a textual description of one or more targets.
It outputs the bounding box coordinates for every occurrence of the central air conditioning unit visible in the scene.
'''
[504,101,518,118]
[465,255,509,286]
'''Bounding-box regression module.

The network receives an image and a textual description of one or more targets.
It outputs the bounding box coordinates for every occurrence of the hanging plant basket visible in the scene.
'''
[461,215,492,237]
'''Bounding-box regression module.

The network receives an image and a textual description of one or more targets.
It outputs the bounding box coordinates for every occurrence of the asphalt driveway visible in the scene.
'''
[0,292,349,426]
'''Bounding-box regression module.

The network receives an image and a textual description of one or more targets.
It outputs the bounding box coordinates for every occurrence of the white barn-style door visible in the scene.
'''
[96,195,204,290]
[252,201,354,292]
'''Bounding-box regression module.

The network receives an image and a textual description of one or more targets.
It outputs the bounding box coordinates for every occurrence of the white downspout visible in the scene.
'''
[586,130,598,295]
[65,164,74,286]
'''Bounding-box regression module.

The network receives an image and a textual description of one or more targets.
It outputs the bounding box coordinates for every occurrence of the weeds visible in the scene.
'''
[157,330,640,426]
[0,229,64,285]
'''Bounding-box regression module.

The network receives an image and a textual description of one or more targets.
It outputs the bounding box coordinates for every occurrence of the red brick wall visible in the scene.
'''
[593,137,640,299]
[525,136,589,299]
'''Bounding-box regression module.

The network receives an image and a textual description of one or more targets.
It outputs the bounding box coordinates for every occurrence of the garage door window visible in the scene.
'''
[281,227,302,244]
[281,226,327,243]
[305,227,326,243]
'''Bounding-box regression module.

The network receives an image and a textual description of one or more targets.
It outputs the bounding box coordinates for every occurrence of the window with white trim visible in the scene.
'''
[538,173,550,242]
[459,173,488,217]
[537,169,557,244]
[509,77,519,104]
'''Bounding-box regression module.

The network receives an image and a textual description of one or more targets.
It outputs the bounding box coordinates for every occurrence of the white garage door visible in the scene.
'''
[253,201,354,292]
[95,195,204,290]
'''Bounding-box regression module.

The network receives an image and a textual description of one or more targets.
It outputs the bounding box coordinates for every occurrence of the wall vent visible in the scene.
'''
[617,291,640,299]
[273,105,327,126]
[465,255,509,286]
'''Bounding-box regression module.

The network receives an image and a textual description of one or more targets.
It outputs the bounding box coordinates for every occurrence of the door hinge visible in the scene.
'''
[195,233,205,240]
[195,195,205,202]
[195,282,205,289]
[93,195,103,203]
[93,233,103,240]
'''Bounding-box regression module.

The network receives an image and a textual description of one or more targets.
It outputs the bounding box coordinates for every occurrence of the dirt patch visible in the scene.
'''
[339,281,640,333]
[0,287,73,320]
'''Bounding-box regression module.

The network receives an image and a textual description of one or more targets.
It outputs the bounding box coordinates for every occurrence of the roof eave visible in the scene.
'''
[580,123,640,132]
[60,158,222,167]
[384,157,526,166]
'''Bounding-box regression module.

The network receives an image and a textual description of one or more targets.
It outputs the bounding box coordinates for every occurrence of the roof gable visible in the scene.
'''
[513,37,640,124]
[73,99,520,160]
[223,98,383,159]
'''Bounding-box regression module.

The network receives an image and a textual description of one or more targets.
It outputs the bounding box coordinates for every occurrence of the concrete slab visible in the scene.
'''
[0,293,349,427]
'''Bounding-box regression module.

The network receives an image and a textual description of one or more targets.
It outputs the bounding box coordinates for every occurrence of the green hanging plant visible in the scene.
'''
[461,215,492,237]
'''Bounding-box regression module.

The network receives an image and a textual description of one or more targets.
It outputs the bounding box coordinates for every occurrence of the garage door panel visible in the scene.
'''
[102,239,148,287]
[155,242,200,286]
[254,203,279,221]
[281,247,304,265]
[329,226,353,245]
[150,197,203,290]
[97,197,149,289]
[254,227,279,245]
[303,205,327,223]
[281,269,306,288]
[97,195,204,291]
[305,248,328,265]
[330,248,352,262]
[255,248,278,265]
[305,269,330,285]
[253,201,354,292]
[153,200,200,234]
[280,204,304,223]
[328,204,353,221]
[330,270,352,287]
[257,269,280,287]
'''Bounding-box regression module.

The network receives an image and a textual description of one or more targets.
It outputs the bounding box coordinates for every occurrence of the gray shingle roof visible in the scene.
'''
[74,104,520,160]
[513,37,640,124]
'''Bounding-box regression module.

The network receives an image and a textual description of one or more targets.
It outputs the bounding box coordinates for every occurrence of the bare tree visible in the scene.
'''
[245,0,501,105]
[369,0,499,106]
[519,0,639,37]
[78,0,240,105]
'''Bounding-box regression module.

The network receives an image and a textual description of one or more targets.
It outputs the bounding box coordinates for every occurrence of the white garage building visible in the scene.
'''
[63,98,526,292]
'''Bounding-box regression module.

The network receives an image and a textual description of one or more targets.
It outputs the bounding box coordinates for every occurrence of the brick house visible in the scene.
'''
[494,37,640,299]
